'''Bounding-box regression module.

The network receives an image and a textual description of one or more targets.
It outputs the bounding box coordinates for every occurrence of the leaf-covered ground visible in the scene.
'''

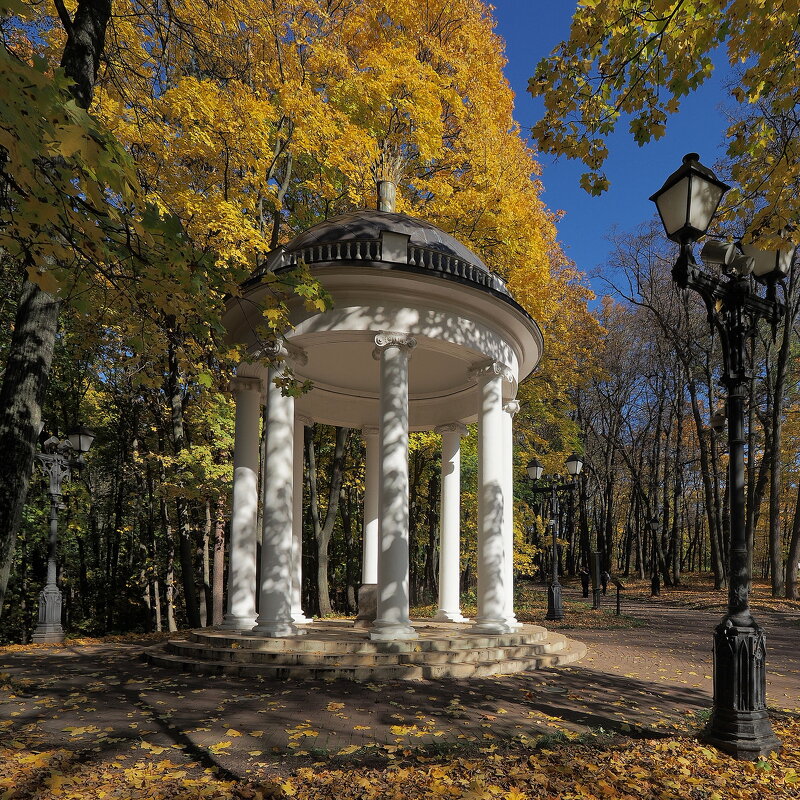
[2,717,799,799]
[1,590,798,799]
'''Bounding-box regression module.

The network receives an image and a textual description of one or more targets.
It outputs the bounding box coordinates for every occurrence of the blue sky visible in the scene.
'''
[492,3,732,294]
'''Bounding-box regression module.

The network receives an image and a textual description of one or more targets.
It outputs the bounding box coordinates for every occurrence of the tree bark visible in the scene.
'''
[212,496,226,626]
[0,280,60,618]
[200,499,212,626]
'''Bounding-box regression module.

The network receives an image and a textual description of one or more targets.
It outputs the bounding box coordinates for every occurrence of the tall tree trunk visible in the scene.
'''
[766,263,799,596]
[307,425,349,617]
[0,0,112,619]
[785,490,800,600]
[424,470,440,603]
[165,535,177,632]
[212,496,226,626]
[340,486,356,613]
[200,499,212,626]
[166,326,200,627]
[0,280,60,617]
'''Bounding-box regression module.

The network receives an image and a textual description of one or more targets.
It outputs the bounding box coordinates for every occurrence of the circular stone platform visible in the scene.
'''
[144,621,586,681]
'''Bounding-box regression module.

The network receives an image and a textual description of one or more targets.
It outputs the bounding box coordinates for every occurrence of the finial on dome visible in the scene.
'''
[371,146,405,213]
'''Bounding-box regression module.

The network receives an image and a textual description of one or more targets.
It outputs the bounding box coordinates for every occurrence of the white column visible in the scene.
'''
[471,362,512,634]
[502,400,521,629]
[291,414,313,624]
[355,426,380,628]
[220,376,262,630]
[434,422,468,623]
[370,331,418,641]
[362,427,380,584]
[253,362,298,637]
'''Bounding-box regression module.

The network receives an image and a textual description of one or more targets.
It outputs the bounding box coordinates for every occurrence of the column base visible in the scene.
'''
[501,615,522,630]
[470,618,512,635]
[291,611,313,625]
[218,614,258,631]
[251,619,302,638]
[369,620,418,641]
[433,609,468,623]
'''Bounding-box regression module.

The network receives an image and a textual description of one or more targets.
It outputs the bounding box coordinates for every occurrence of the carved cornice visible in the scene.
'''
[372,331,417,360]
[469,360,514,385]
[434,422,468,438]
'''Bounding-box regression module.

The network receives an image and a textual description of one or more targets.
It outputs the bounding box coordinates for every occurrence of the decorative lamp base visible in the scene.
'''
[32,584,64,643]
[703,618,780,760]
[545,582,564,621]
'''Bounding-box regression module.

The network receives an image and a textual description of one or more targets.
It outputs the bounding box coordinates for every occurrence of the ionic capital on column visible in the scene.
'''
[296,413,314,428]
[469,360,513,385]
[228,376,263,396]
[255,340,308,368]
[372,331,417,360]
[503,399,520,417]
[434,422,468,438]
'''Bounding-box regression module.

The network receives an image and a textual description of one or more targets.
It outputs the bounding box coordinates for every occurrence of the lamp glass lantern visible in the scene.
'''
[740,244,796,283]
[649,153,731,244]
[67,426,96,454]
[565,453,584,477]
[526,458,544,481]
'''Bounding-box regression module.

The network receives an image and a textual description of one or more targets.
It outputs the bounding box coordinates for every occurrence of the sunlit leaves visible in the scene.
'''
[528,1,800,246]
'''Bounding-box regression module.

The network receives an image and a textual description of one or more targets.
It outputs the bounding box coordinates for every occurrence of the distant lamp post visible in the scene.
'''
[649,517,661,597]
[527,453,584,621]
[651,153,794,759]
[32,426,95,643]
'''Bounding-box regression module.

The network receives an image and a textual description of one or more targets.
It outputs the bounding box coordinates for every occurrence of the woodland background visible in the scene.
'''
[1,0,800,643]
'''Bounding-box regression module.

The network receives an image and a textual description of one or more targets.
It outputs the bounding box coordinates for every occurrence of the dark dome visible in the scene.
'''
[287,210,489,273]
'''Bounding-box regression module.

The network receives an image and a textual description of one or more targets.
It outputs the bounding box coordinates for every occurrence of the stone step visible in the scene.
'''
[186,626,550,654]
[164,636,567,667]
[144,638,586,681]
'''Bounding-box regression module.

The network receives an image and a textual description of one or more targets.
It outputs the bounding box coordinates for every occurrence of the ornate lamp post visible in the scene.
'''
[649,517,661,597]
[32,426,95,643]
[651,153,793,759]
[527,453,584,621]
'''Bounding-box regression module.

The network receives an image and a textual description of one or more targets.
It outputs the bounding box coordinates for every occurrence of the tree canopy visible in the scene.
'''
[529,1,800,246]
[0,0,601,636]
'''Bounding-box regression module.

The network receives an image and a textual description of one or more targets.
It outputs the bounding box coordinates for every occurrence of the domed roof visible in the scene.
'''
[287,209,489,273]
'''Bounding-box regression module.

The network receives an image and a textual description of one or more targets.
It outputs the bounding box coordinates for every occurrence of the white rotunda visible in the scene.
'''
[220,182,543,644]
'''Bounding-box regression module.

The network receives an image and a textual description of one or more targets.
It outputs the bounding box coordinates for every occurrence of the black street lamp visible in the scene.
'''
[527,454,584,621]
[32,426,95,643]
[651,153,793,759]
[649,517,661,597]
